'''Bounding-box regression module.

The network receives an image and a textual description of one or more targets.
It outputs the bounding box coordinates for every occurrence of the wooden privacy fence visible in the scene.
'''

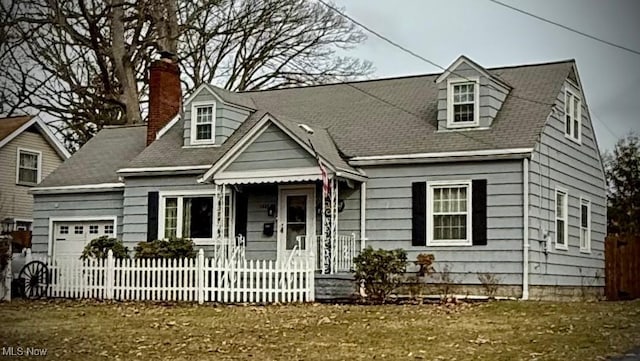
[605,234,640,301]
[48,249,315,303]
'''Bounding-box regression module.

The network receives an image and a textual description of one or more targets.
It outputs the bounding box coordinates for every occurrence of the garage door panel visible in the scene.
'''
[53,220,115,258]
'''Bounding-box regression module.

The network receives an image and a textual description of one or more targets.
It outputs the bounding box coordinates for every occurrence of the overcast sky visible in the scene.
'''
[334,0,640,151]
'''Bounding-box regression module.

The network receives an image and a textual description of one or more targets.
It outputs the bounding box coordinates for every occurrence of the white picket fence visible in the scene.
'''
[48,249,315,303]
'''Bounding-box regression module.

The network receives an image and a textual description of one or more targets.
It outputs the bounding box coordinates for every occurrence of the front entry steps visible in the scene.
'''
[314,273,358,302]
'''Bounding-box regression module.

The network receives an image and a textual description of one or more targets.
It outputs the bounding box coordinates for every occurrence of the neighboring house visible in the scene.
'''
[31,55,606,299]
[0,116,70,233]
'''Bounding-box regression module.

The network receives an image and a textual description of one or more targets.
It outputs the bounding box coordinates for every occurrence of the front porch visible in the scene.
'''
[204,181,363,275]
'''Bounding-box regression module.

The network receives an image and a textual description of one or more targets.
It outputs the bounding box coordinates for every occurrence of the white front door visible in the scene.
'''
[278,186,315,263]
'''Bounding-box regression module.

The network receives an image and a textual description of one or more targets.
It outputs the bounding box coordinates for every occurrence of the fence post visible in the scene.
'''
[106,250,114,300]
[197,249,204,304]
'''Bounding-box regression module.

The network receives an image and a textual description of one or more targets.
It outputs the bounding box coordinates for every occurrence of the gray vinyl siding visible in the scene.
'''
[244,185,278,260]
[362,161,524,285]
[337,183,361,239]
[225,124,317,172]
[0,129,64,222]
[437,61,509,130]
[528,80,606,287]
[122,175,214,250]
[183,88,249,146]
[31,191,124,255]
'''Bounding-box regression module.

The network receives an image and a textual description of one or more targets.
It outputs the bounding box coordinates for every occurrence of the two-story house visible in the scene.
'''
[31,55,606,300]
[0,115,69,235]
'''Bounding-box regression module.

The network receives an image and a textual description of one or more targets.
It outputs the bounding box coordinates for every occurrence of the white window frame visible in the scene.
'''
[447,78,480,128]
[579,197,591,253]
[16,147,42,185]
[190,101,216,145]
[104,224,114,235]
[427,180,473,246]
[158,190,233,245]
[554,187,569,250]
[564,89,582,144]
[89,225,99,234]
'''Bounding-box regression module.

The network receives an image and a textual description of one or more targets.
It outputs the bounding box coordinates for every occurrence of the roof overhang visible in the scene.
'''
[0,116,71,159]
[349,148,534,166]
[30,182,125,195]
[117,164,212,176]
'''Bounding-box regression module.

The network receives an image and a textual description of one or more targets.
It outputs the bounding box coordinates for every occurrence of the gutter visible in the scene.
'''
[349,148,534,166]
[522,158,530,300]
[30,182,125,194]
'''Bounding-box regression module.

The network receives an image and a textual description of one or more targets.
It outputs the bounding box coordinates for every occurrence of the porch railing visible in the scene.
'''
[306,233,360,274]
[212,235,246,263]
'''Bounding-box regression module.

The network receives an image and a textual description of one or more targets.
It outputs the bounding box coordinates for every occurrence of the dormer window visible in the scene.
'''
[190,101,216,144]
[564,89,581,143]
[447,78,479,128]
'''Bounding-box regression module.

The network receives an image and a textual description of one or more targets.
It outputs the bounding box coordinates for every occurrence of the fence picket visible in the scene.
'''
[44,250,315,304]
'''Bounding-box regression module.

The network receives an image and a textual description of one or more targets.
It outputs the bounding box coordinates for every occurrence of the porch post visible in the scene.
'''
[321,177,335,274]
[331,178,338,274]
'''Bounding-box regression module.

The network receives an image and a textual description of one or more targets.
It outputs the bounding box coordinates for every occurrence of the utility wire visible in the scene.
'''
[316,0,555,108]
[487,0,640,56]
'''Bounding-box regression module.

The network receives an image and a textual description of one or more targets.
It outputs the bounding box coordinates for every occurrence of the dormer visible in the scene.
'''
[435,56,511,131]
[182,84,256,147]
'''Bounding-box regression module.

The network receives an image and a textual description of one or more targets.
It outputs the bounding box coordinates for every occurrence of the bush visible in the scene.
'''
[353,247,408,303]
[134,238,196,259]
[81,236,129,260]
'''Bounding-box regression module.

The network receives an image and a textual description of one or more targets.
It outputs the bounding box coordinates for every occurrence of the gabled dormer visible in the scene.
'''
[435,56,511,131]
[182,84,256,147]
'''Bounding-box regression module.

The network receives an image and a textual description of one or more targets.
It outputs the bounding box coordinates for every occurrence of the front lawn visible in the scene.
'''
[1,300,639,360]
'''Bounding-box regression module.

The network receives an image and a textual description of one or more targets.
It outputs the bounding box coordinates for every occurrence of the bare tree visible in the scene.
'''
[6,0,371,149]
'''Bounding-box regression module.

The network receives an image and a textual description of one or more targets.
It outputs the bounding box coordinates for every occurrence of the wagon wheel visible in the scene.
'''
[18,261,49,299]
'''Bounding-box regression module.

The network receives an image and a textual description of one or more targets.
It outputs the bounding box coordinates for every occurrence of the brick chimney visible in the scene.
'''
[147,52,181,146]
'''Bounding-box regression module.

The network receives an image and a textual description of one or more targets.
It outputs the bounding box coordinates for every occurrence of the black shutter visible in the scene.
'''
[147,191,159,242]
[472,179,487,246]
[412,182,427,246]
[234,192,248,240]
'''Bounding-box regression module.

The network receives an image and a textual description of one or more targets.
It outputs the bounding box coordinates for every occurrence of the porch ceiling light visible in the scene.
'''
[297,123,314,135]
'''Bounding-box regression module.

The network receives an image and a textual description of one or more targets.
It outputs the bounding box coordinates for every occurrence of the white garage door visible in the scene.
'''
[53,220,115,258]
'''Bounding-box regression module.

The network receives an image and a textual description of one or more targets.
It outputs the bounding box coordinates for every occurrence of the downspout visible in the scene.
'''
[522,158,530,300]
[360,182,367,250]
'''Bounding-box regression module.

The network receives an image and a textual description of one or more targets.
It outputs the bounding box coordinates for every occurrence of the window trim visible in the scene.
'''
[554,187,569,250]
[426,180,473,246]
[189,101,216,145]
[158,190,233,245]
[16,147,42,186]
[564,89,582,144]
[579,197,591,253]
[446,77,480,128]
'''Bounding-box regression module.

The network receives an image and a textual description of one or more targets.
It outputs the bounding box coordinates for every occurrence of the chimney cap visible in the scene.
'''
[159,51,176,63]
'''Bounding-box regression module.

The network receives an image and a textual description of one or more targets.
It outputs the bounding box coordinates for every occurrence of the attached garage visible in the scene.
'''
[51,218,116,258]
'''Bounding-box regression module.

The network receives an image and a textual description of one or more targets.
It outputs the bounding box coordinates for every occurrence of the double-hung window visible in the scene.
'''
[16,148,41,185]
[555,188,568,249]
[190,102,215,144]
[427,181,472,246]
[564,89,582,143]
[447,79,479,128]
[161,192,233,243]
[580,198,591,253]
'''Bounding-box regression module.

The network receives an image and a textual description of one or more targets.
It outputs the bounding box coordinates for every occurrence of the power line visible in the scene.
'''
[487,0,640,56]
[316,0,555,108]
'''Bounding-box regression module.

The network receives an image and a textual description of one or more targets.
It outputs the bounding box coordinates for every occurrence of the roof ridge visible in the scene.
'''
[239,59,576,94]
[103,124,147,129]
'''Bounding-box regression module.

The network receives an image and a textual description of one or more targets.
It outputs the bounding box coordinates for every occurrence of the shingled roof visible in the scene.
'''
[38,125,147,187]
[39,59,575,187]
[0,115,33,142]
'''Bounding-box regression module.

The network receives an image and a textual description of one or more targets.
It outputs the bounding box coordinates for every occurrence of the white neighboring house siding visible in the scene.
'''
[527,79,606,287]
[0,130,64,224]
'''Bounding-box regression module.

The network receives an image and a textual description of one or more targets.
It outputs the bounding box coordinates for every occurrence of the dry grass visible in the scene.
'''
[1,300,639,360]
